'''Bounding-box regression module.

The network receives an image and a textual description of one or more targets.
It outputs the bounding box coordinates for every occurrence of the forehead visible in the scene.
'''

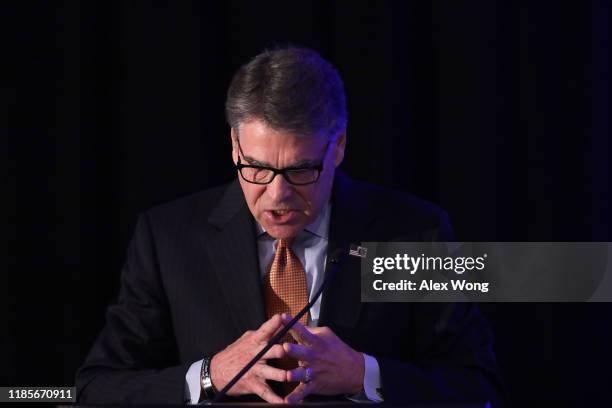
[237,120,327,162]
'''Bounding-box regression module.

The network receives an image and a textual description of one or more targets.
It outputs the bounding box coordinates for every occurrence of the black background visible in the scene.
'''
[6,1,612,406]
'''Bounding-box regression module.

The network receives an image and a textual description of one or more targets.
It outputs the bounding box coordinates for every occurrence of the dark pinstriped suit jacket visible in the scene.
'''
[76,171,503,405]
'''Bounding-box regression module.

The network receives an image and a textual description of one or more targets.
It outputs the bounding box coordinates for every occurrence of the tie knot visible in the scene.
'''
[277,238,294,250]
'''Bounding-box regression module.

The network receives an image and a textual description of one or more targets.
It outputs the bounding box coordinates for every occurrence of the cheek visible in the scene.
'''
[240,182,266,209]
[306,171,335,206]
[296,186,322,209]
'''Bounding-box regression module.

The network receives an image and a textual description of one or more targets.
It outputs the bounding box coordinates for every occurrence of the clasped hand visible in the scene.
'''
[210,313,364,403]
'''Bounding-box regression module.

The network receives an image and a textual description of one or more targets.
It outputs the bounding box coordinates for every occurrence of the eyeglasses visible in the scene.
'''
[234,138,330,185]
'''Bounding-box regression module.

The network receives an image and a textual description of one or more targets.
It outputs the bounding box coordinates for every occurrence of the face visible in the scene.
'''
[231,119,346,240]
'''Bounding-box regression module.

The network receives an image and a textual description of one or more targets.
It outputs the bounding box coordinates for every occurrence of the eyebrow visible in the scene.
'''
[241,154,319,169]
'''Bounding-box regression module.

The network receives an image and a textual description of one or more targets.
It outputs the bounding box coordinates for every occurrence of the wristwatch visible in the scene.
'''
[200,356,217,401]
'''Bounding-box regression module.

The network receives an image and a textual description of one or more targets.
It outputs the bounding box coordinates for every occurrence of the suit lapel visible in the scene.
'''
[204,181,266,333]
[319,171,368,329]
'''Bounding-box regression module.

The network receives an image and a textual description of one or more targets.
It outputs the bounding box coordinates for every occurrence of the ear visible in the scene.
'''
[230,128,238,165]
[333,131,346,167]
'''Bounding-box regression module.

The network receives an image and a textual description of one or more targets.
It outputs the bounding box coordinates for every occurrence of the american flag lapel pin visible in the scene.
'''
[349,244,368,258]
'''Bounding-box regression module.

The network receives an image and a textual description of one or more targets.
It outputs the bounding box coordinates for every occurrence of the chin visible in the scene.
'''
[265,225,302,240]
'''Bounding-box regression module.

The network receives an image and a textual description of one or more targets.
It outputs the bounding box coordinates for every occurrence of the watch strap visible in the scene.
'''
[200,356,217,401]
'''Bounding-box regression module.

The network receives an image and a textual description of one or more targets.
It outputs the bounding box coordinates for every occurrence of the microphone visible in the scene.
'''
[211,247,348,403]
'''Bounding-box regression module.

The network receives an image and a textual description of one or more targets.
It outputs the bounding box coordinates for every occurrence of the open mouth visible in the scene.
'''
[272,209,291,216]
[265,209,300,224]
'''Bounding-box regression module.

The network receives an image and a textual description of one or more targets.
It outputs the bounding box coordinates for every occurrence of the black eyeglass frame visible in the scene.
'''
[234,137,330,186]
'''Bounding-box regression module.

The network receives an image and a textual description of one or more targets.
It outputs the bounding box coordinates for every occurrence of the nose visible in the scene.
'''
[266,174,293,203]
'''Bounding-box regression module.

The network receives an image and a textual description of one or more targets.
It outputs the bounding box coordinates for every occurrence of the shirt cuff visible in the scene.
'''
[185,359,204,404]
[347,353,384,403]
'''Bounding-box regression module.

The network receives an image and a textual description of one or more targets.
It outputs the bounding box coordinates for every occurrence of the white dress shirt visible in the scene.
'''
[185,204,383,403]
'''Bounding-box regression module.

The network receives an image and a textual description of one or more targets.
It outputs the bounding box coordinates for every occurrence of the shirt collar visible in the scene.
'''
[255,203,331,240]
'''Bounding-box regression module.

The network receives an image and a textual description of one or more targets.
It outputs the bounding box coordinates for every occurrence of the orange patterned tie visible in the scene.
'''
[264,238,309,333]
[263,239,309,395]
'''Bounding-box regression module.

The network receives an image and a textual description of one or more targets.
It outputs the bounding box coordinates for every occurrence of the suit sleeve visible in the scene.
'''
[377,209,504,406]
[75,212,191,404]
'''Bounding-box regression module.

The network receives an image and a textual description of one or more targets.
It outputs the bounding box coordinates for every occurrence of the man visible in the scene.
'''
[76,47,503,405]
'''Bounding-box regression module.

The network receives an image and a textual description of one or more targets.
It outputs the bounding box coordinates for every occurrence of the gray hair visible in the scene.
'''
[225,47,347,138]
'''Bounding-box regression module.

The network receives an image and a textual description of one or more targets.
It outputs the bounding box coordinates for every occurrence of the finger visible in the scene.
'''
[271,322,286,338]
[305,326,335,340]
[281,313,317,346]
[256,363,287,383]
[251,381,284,404]
[285,381,315,404]
[261,343,285,360]
[305,326,323,334]
[239,329,254,339]
[283,342,313,362]
[286,366,309,383]
[255,314,283,341]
